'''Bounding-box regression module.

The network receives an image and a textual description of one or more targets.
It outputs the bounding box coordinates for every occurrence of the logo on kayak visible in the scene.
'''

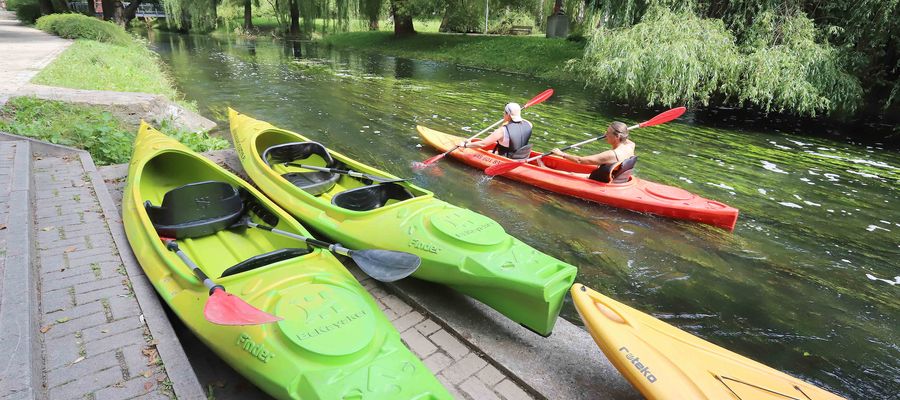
[409,239,440,254]
[619,346,657,383]
[471,153,501,165]
[237,333,275,363]
[296,310,369,341]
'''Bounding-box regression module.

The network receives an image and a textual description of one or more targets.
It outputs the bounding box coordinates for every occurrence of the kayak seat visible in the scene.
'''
[145,181,244,239]
[588,156,637,184]
[331,183,414,212]
[262,142,340,196]
[219,248,310,278]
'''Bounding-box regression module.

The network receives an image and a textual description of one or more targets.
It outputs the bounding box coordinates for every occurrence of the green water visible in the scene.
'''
[151,33,898,398]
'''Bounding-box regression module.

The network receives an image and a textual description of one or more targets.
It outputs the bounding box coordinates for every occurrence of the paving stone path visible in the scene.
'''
[33,154,172,399]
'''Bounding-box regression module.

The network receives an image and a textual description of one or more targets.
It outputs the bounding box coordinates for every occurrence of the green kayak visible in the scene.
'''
[122,122,449,399]
[228,109,578,336]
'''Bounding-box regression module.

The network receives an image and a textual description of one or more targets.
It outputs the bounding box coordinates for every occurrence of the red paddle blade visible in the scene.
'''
[204,288,281,325]
[412,152,446,170]
[485,161,525,176]
[638,106,686,128]
[523,88,554,109]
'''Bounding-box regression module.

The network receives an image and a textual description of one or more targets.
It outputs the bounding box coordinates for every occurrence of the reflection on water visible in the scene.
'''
[151,33,898,398]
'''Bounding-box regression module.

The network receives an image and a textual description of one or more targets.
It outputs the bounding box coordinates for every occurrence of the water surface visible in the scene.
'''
[151,33,899,398]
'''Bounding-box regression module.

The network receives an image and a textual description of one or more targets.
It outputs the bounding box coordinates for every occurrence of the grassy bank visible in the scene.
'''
[33,40,183,100]
[322,31,583,80]
[0,98,227,165]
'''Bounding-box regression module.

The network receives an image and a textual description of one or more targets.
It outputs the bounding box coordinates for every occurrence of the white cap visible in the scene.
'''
[504,103,523,122]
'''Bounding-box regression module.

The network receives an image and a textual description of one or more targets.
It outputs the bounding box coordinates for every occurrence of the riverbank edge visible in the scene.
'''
[320,31,585,82]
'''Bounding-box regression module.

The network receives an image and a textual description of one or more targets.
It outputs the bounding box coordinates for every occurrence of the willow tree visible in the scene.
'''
[359,0,383,30]
[162,0,219,32]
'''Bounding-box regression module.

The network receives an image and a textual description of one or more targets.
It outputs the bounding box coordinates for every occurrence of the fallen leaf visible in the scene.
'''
[40,325,52,333]
[71,356,85,365]
[41,226,54,231]
[0,224,7,230]
[113,381,125,388]
[149,339,159,346]
[100,329,109,333]
[64,246,77,253]
[143,382,154,392]
[156,375,165,382]
[55,317,70,324]
[143,369,153,378]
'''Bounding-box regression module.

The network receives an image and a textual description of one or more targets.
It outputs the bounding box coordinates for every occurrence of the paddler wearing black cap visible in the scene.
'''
[550,121,637,183]
[459,102,534,160]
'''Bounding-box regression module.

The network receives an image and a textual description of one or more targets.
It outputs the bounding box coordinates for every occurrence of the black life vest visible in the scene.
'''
[494,121,533,159]
[589,156,638,183]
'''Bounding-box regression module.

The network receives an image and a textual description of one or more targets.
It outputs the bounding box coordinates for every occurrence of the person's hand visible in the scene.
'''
[550,148,564,156]
[458,141,468,148]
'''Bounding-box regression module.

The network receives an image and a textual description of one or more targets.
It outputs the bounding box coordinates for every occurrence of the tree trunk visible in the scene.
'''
[369,18,379,30]
[51,0,70,12]
[244,0,254,29]
[390,0,415,37]
[123,0,143,27]
[289,0,300,35]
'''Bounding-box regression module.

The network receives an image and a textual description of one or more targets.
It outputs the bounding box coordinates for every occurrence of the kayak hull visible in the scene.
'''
[229,109,578,336]
[123,123,449,400]
[417,126,739,231]
[570,284,844,400]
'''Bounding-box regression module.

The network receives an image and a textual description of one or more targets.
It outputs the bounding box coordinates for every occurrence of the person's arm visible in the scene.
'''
[462,127,505,149]
[550,148,616,165]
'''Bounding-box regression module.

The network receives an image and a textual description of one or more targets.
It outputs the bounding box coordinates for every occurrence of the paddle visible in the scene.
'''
[284,162,405,184]
[161,238,282,325]
[484,107,687,176]
[411,88,555,170]
[234,218,420,282]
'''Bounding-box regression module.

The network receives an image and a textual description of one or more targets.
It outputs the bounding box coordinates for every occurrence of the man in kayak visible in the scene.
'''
[550,121,636,183]
[461,103,534,159]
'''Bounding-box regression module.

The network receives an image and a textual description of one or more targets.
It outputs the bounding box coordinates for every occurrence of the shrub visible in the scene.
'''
[35,14,133,46]
[14,2,42,24]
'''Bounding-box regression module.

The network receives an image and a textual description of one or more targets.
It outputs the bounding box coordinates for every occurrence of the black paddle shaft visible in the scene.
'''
[248,222,351,255]
[164,239,224,294]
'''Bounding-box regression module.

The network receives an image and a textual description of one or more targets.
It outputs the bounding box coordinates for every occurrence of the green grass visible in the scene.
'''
[0,97,228,166]
[36,14,133,46]
[321,31,584,80]
[33,40,183,101]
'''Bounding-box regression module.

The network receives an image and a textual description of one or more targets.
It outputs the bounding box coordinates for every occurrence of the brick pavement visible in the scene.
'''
[358,274,535,400]
[33,154,173,399]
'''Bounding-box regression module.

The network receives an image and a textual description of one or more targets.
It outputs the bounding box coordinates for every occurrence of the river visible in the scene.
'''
[149,33,898,399]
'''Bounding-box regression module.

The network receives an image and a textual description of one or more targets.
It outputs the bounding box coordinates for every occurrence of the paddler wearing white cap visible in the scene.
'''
[459,102,534,160]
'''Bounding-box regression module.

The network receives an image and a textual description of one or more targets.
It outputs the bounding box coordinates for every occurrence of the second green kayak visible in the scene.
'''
[228,109,578,336]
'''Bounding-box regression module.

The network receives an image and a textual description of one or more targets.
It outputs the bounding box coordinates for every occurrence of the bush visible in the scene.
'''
[35,14,133,46]
[14,2,42,24]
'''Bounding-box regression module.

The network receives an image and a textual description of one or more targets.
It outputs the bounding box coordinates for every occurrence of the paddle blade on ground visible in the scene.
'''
[203,287,282,325]
[485,161,526,176]
[350,249,421,282]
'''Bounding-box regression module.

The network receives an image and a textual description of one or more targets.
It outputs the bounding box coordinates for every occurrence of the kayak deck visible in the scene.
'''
[123,124,450,399]
[570,284,844,400]
[230,109,578,336]
[417,125,739,231]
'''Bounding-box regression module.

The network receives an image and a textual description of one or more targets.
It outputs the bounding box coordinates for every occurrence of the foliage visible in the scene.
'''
[569,7,862,116]
[323,31,583,79]
[32,40,185,102]
[35,14,133,46]
[162,0,219,32]
[10,0,45,23]
[0,98,227,165]
[488,7,534,34]
[569,7,740,107]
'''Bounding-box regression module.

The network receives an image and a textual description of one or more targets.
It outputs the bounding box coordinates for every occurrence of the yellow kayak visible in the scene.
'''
[570,284,845,400]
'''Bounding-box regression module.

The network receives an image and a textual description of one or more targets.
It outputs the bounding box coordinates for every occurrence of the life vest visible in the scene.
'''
[589,155,637,184]
[493,121,533,159]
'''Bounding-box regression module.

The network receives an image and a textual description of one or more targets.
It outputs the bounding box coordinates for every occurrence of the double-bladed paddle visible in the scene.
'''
[161,238,282,326]
[411,88,555,170]
[484,107,687,176]
[284,162,405,184]
[232,218,421,282]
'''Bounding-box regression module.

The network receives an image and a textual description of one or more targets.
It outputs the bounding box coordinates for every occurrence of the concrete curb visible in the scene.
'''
[78,153,206,400]
[0,140,42,399]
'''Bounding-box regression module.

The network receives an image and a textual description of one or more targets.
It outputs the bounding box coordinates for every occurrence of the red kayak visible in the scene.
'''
[417,125,739,230]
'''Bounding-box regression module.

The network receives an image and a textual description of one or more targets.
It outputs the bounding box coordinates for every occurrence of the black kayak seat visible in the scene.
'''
[331,182,414,212]
[145,181,244,239]
[588,156,638,184]
[262,142,340,196]
[145,180,310,277]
